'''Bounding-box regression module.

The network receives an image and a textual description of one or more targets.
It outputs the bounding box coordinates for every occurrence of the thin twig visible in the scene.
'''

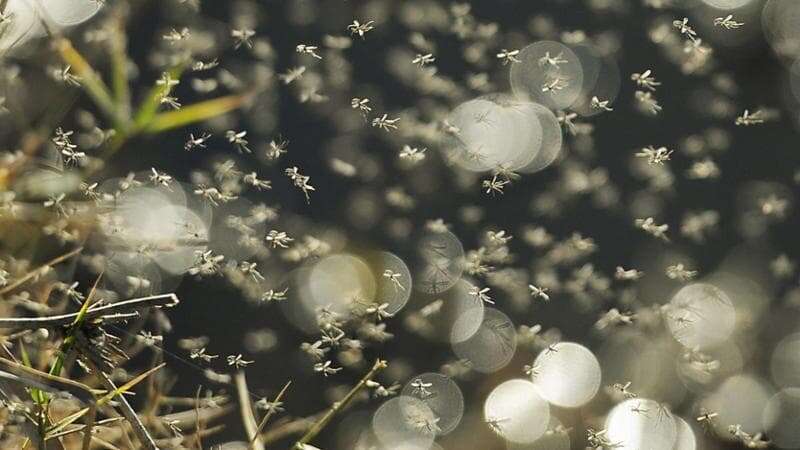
[261,413,323,445]
[194,386,204,450]
[292,359,387,450]
[251,380,291,449]
[0,247,83,296]
[0,293,180,330]
[80,404,96,450]
[156,403,232,429]
[45,417,124,440]
[82,358,161,450]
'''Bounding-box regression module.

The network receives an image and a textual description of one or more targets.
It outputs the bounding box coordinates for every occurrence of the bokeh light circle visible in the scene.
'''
[401,372,464,435]
[664,283,736,350]
[484,379,550,444]
[771,332,800,388]
[763,388,800,449]
[605,398,677,450]
[506,417,570,450]
[700,0,756,10]
[414,231,465,294]
[374,251,413,315]
[763,0,800,61]
[420,279,485,344]
[702,375,774,436]
[373,396,437,450]
[302,253,376,318]
[673,416,697,450]
[40,0,103,27]
[510,41,584,110]
[452,307,516,373]
[532,342,601,408]
[519,102,563,174]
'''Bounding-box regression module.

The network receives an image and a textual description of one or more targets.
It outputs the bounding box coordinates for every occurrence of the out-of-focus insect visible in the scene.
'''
[347,19,375,38]
[485,416,510,434]
[412,53,435,68]
[714,15,744,30]
[538,51,568,68]
[631,69,660,91]
[496,48,521,65]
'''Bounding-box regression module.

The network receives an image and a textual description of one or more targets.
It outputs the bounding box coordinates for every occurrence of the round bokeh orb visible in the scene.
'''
[421,279,485,344]
[519,102,563,174]
[444,95,546,174]
[484,379,550,444]
[664,283,736,350]
[605,398,677,450]
[531,342,601,408]
[452,307,516,373]
[506,417,570,450]
[0,0,43,52]
[699,0,756,10]
[40,0,104,27]
[763,388,800,449]
[444,97,520,173]
[401,372,464,435]
[373,251,413,315]
[372,396,438,450]
[295,253,377,325]
[414,230,465,294]
[569,44,622,118]
[702,374,774,437]
[673,416,697,450]
[763,0,800,61]
[510,41,584,110]
[772,332,800,388]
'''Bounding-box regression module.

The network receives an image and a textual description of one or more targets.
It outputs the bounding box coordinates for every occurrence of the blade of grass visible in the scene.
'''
[17,342,45,404]
[80,404,96,450]
[235,371,264,450]
[0,357,96,402]
[194,386,204,450]
[252,380,291,449]
[132,64,188,129]
[45,417,124,440]
[143,92,252,134]
[45,363,166,441]
[46,273,104,391]
[54,38,128,132]
[109,9,132,121]
[88,362,163,450]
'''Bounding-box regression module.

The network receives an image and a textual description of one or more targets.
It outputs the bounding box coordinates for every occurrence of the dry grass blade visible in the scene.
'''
[81,404,96,450]
[0,247,83,296]
[45,417,125,440]
[252,380,291,447]
[261,413,324,445]
[45,363,166,446]
[90,363,165,450]
[0,356,96,402]
[0,293,180,330]
[194,386,204,449]
[234,371,264,450]
[293,359,387,450]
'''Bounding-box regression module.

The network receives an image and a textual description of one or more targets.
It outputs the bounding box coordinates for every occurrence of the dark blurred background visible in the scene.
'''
[85,0,800,448]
